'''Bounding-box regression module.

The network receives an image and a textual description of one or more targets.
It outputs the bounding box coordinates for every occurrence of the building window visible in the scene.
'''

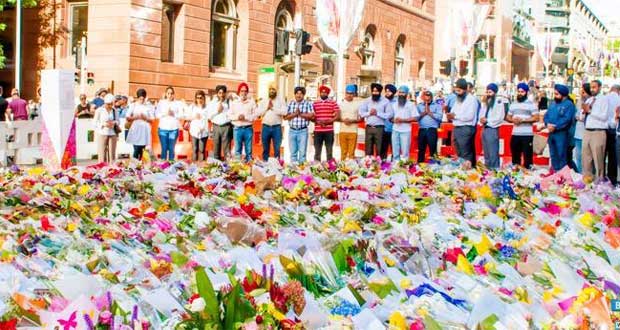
[361,25,376,68]
[418,60,426,80]
[68,2,88,66]
[394,35,405,85]
[161,3,181,63]
[211,0,239,70]
[274,1,293,62]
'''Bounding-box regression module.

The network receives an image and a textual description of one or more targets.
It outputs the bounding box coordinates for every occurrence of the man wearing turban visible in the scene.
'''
[544,84,576,171]
[229,82,257,162]
[506,82,539,169]
[446,78,478,165]
[312,85,340,161]
[337,84,362,160]
[359,83,394,157]
[256,82,287,161]
[480,83,509,169]
[390,85,417,161]
[382,84,398,160]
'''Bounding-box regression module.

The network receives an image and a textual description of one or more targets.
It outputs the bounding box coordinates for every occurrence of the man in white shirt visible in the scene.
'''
[606,84,620,184]
[581,80,608,179]
[257,83,287,161]
[446,78,478,165]
[480,83,508,169]
[207,85,232,161]
[229,82,257,162]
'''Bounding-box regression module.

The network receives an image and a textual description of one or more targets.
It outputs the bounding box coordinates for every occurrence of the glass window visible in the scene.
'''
[394,40,404,84]
[211,0,238,70]
[274,3,293,62]
[69,3,88,59]
[161,3,179,62]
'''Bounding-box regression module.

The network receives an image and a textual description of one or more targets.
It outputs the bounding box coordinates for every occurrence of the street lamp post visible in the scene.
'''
[15,0,22,91]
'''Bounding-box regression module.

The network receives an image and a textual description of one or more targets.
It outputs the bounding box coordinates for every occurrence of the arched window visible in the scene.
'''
[394,35,406,85]
[274,1,293,62]
[211,0,239,70]
[361,25,376,68]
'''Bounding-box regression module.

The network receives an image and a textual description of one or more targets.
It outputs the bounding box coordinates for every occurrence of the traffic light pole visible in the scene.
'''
[80,36,87,95]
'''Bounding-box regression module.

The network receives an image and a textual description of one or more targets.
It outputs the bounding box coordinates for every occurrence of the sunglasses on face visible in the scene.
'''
[196,96,204,99]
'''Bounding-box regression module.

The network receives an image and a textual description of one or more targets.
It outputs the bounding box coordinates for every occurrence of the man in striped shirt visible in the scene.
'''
[313,85,340,161]
[284,87,315,164]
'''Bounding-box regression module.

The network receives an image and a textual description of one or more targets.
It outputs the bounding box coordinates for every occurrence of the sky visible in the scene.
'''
[582,0,620,34]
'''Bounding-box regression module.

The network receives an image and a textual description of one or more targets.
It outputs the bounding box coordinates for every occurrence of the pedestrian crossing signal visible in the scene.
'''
[459,60,469,76]
[74,70,80,84]
[87,72,94,86]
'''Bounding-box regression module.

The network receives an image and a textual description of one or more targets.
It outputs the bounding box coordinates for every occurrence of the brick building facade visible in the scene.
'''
[1,0,435,101]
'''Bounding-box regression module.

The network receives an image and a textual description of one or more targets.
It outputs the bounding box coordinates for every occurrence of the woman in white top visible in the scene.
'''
[126,88,155,160]
[187,90,210,161]
[93,94,120,163]
[156,86,184,160]
[574,83,592,173]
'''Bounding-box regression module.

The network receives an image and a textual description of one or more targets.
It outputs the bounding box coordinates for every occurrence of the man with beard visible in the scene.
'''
[257,83,287,161]
[359,83,393,157]
[581,80,608,179]
[390,85,418,161]
[446,78,478,165]
[381,84,397,160]
[506,82,539,169]
[416,90,443,163]
[544,84,576,171]
[480,83,508,169]
[605,85,620,185]
[312,85,340,161]
[338,84,362,160]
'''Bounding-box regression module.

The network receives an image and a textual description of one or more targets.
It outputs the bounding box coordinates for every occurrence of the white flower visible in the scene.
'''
[188,297,206,313]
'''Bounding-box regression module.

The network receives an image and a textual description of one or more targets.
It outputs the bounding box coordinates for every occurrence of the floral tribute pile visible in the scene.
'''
[0,158,620,330]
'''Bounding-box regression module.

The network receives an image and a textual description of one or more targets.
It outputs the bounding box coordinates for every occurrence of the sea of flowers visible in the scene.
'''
[0,157,619,330]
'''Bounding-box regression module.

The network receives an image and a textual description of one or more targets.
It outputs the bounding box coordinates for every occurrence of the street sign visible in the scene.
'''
[259,67,275,74]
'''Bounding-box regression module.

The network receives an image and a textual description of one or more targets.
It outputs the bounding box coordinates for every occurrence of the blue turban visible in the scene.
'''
[385,84,397,94]
[345,84,357,94]
[398,85,410,94]
[554,84,569,97]
[486,83,498,93]
[517,82,529,93]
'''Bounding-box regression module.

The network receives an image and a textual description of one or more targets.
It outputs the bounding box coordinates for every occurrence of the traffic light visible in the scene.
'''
[74,70,80,84]
[439,60,451,76]
[87,72,94,85]
[459,60,468,76]
[295,30,312,56]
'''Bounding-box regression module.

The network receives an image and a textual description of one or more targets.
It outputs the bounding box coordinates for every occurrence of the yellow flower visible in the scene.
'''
[399,278,412,290]
[342,220,362,233]
[477,185,493,199]
[77,185,90,196]
[237,194,249,205]
[66,223,77,232]
[456,254,474,275]
[474,234,493,255]
[27,167,46,176]
[342,206,355,217]
[383,256,396,267]
[388,312,407,330]
[267,303,286,321]
[578,213,595,228]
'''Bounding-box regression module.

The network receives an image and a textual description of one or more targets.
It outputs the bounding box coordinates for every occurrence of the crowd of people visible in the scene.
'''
[2,77,619,184]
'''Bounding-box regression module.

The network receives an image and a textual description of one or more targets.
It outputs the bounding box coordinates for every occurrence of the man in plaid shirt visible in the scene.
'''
[285,86,315,164]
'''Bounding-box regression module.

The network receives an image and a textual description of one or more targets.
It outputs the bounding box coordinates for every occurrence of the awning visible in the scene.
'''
[278,61,319,74]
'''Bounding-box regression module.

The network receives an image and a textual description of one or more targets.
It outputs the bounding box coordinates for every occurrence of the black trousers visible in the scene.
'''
[418,128,438,163]
[511,135,533,169]
[133,145,146,160]
[380,131,392,160]
[606,129,618,184]
[365,126,384,156]
[192,136,208,161]
[313,131,334,161]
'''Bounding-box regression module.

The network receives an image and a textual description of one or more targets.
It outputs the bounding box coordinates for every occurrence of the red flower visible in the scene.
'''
[328,204,341,213]
[40,215,55,231]
[143,211,158,220]
[269,283,288,313]
[128,208,143,218]
[255,315,264,324]
[188,293,201,304]
[178,182,203,197]
[81,172,95,180]
[240,203,262,220]
[0,318,18,330]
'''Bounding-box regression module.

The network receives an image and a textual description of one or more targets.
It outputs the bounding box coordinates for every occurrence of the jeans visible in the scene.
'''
[133,145,146,160]
[158,129,179,160]
[511,135,533,169]
[417,127,438,163]
[234,126,253,162]
[192,136,208,161]
[574,138,582,173]
[261,124,282,161]
[289,128,308,164]
[616,135,620,185]
[548,131,568,171]
[391,131,411,161]
[365,126,384,156]
[380,130,392,160]
[606,129,617,184]
[453,126,476,165]
[313,131,335,161]
[482,127,500,169]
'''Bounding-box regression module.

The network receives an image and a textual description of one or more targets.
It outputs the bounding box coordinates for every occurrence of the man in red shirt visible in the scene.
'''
[313,85,340,161]
[7,88,29,121]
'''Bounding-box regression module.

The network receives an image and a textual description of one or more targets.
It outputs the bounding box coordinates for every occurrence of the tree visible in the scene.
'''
[0,0,37,68]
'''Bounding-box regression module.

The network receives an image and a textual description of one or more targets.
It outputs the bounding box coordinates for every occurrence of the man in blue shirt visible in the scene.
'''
[381,84,397,160]
[359,83,393,157]
[544,84,576,171]
[416,90,443,163]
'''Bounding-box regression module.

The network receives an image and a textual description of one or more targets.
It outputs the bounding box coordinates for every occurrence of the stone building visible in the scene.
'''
[0,0,435,101]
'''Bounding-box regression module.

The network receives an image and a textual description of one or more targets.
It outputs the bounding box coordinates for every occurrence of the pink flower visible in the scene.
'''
[49,297,69,312]
[371,215,385,225]
[99,311,112,325]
